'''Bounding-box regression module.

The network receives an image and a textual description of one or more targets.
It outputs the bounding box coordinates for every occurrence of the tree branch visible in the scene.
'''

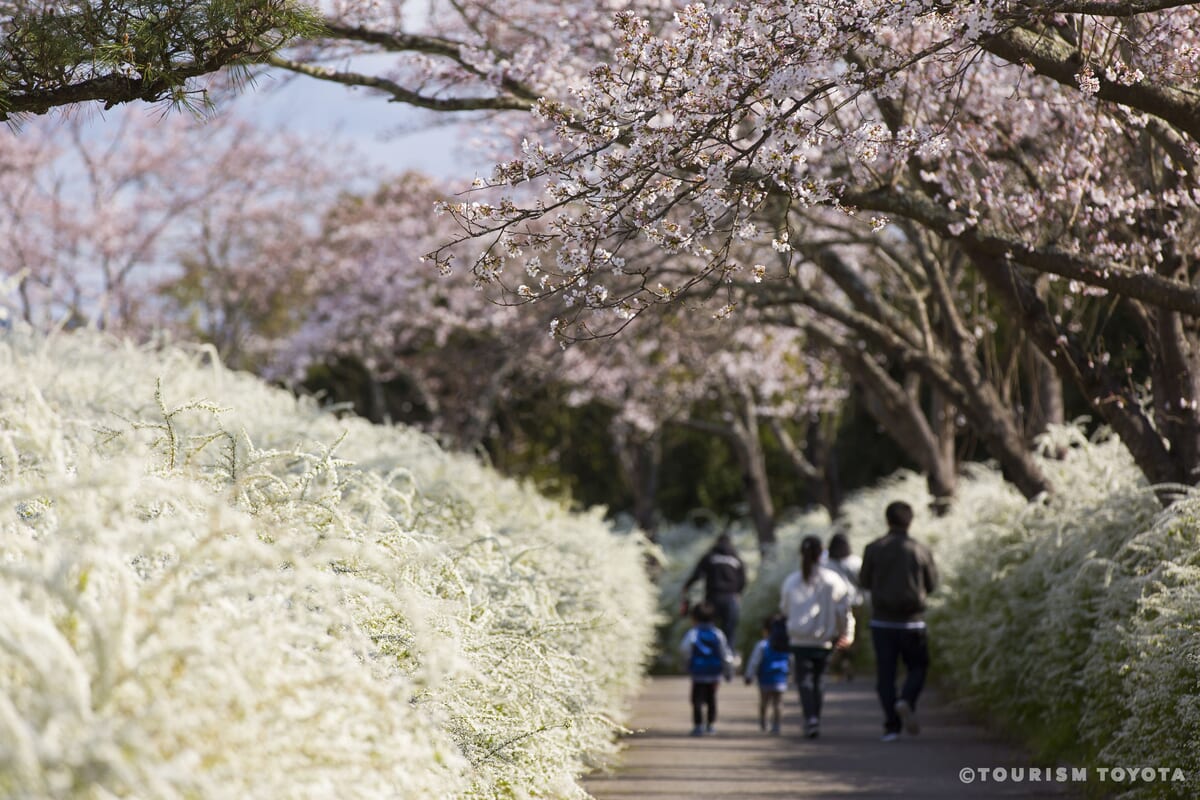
[264,54,535,112]
[983,25,1200,142]
[844,185,1200,316]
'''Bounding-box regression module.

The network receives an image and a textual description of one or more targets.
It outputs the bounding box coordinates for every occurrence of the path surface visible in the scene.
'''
[585,676,1083,799]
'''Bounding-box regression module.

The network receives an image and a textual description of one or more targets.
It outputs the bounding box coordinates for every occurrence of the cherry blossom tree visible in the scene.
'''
[0,108,345,359]
[404,1,1200,499]
[560,303,846,550]
[745,209,1063,506]
[265,172,564,449]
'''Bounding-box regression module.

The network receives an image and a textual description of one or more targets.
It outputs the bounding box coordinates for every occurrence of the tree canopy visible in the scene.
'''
[11,0,1200,528]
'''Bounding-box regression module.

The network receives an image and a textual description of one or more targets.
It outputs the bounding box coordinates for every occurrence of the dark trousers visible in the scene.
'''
[691,681,718,726]
[709,593,741,648]
[791,646,831,721]
[870,626,930,733]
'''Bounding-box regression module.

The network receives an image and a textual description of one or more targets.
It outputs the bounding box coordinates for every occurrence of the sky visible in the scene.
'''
[230,67,493,182]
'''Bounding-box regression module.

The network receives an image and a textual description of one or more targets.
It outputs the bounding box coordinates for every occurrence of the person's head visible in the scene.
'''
[800,535,823,582]
[828,532,851,560]
[761,613,783,636]
[885,501,914,532]
[691,601,716,624]
[714,532,735,554]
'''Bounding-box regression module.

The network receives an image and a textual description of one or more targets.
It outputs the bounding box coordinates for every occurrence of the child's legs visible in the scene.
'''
[768,689,783,727]
[691,681,717,726]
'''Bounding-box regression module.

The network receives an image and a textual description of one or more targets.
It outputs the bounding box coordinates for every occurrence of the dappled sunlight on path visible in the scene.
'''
[586,676,1083,799]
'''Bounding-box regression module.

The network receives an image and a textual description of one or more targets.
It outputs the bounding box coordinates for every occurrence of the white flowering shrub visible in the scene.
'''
[0,329,656,799]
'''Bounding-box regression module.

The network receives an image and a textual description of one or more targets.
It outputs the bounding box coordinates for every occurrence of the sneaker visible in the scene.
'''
[894,700,920,735]
[770,722,782,735]
[690,726,704,737]
[704,725,716,736]
[804,717,820,739]
[880,731,901,743]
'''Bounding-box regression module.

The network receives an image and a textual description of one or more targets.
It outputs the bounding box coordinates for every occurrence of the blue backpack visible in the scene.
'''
[689,627,724,677]
[758,644,790,686]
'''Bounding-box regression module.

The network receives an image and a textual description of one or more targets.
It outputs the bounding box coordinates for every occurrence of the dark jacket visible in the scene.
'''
[684,542,746,599]
[859,528,938,623]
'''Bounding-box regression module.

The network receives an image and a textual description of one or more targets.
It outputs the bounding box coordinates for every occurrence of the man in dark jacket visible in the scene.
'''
[682,533,746,647]
[859,501,938,742]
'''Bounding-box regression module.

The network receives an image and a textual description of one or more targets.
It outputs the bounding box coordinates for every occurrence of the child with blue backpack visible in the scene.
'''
[679,601,734,736]
[744,614,791,734]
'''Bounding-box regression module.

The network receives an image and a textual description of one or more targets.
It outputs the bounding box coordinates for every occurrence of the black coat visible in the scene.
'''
[684,544,746,598]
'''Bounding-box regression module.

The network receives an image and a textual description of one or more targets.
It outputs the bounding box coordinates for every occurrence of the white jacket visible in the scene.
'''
[779,565,855,649]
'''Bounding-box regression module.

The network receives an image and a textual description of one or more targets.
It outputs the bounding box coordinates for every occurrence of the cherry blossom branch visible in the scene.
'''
[983,25,1200,141]
[316,22,544,104]
[843,185,1200,316]
[1032,0,1198,15]
[264,54,534,111]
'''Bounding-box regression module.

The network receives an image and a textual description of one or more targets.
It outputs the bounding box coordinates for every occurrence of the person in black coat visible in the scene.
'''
[859,501,939,742]
[682,533,747,648]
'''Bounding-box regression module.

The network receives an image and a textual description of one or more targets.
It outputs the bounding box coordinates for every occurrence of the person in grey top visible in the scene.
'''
[859,501,938,742]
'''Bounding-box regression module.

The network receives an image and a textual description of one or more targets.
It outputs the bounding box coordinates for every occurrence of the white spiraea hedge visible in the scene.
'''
[0,330,657,799]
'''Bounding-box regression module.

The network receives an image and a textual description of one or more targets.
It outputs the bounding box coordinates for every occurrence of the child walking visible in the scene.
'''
[744,614,791,734]
[679,601,734,736]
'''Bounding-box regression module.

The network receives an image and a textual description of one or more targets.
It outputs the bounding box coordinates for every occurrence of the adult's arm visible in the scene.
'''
[834,575,856,646]
[778,573,795,615]
[923,546,940,595]
[682,554,707,592]
[744,640,765,680]
[858,544,875,592]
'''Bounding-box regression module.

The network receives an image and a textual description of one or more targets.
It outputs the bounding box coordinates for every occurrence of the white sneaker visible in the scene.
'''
[880,731,900,742]
[894,700,920,735]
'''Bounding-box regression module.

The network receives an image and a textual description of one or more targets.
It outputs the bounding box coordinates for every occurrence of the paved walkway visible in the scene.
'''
[585,676,1084,799]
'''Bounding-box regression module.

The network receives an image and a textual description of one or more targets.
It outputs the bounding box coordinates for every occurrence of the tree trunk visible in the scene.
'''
[1147,306,1200,487]
[928,388,957,515]
[919,249,1053,500]
[611,424,662,537]
[971,253,1182,492]
[838,341,958,506]
[779,240,1049,502]
[766,416,841,518]
[814,420,845,517]
[729,427,777,559]
[1022,340,1065,449]
[724,379,778,558]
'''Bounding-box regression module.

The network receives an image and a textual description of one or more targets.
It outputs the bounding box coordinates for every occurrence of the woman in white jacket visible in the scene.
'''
[779,535,855,738]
